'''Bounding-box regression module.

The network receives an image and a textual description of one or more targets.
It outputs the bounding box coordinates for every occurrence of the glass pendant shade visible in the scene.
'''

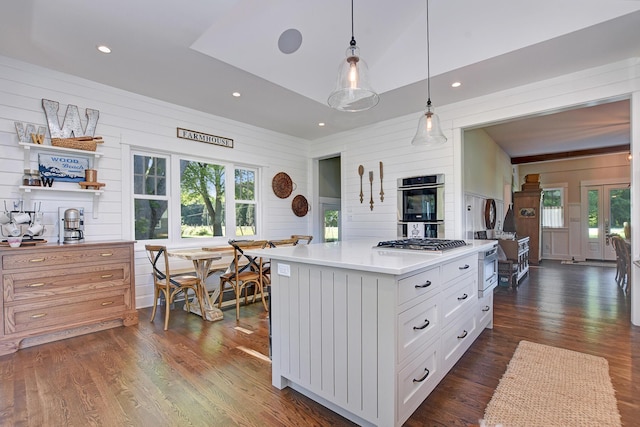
[411,101,447,145]
[328,44,379,112]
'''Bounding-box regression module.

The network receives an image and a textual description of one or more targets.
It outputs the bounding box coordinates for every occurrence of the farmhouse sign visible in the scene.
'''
[177,128,233,148]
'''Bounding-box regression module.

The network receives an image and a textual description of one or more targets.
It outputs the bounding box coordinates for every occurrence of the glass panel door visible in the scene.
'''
[323,205,340,242]
[583,183,630,260]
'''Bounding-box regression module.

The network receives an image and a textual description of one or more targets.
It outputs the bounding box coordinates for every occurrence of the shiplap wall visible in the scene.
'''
[0,55,310,308]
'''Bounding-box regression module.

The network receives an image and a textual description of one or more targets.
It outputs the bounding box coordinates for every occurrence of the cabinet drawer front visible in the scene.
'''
[398,295,439,363]
[4,262,130,302]
[5,289,126,334]
[441,253,476,284]
[441,313,477,368]
[397,266,440,307]
[477,291,493,329]
[397,342,440,421]
[440,272,476,324]
[2,246,130,271]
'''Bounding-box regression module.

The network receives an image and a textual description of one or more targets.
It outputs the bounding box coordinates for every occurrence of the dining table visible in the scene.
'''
[167,248,230,322]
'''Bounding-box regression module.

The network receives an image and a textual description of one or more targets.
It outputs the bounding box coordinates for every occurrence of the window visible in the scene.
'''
[542,187,565,228]
[133,153,259,243]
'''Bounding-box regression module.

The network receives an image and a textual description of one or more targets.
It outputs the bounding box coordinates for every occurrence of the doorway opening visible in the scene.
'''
[317,155,341,242]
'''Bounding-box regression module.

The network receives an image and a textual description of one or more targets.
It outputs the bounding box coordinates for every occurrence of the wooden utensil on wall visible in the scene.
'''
[369,171,374,211]
[379,161,384,202]
[358,165,364,203]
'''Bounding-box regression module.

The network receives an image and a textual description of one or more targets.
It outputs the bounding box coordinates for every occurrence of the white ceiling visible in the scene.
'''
[1,0,639,157]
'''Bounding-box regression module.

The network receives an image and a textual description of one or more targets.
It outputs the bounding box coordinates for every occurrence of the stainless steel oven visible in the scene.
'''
[397,174,444,238]
[478,245,498,297]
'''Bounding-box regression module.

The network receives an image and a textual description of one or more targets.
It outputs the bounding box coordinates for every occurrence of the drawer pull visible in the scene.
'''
[414,280,432,289]
[100,253,114,257]
[412,368,430,383]
[457,293,468,301]
[458,264,470,270]
[101,274,114,279]
[482,306,490,312]
[457,330,468,339]
[29,258,45,263]
[31,313,47,319]
[27,282,46,288]
[413,319,430,330]
[101,301,114,306]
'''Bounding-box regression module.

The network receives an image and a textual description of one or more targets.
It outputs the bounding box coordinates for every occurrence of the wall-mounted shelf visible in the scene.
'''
[19,142,105,218]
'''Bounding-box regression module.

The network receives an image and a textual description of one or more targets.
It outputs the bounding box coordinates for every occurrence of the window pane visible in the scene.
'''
[235,169,255,201]
[235,203,256,236]
[134,155,166,196]
[588,189,599,238]
[180,160,225,238]
[134,199,168,240]
[542,189,561,207]
[324,209,339,242]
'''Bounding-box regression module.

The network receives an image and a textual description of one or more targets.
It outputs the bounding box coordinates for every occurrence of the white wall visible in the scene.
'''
[0,55,310,309]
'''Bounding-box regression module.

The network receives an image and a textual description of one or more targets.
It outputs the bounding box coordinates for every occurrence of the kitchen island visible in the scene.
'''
[248,238,497,427]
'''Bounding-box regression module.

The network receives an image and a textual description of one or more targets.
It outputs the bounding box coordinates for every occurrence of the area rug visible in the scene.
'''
[483,340,621,427]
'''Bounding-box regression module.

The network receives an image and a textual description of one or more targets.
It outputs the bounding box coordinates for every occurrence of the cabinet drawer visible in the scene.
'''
[441,253,476,284]
[2,246,130,271]
[398,294,439,363]
[397,266,440,307]
[397,341,440,422]
[5,288,127,335]
[441,312,477,369]
[3,262,130,302]
[477,291,493,329]
[440,271,476,324]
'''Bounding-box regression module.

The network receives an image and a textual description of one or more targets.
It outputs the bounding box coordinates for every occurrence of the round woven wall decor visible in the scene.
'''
[292,195,309,217]
[272,172,293,199]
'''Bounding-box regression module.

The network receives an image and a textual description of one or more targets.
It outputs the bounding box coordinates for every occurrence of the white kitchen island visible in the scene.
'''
[247,239,497,427]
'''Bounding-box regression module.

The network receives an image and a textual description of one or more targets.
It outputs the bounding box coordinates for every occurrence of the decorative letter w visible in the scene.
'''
[42,99,100,138]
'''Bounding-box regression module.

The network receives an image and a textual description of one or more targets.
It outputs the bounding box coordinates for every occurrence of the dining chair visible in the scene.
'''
[218,240,269,320]
[145,245,202,330]
[291,234,313,244]
[611,235,630,291]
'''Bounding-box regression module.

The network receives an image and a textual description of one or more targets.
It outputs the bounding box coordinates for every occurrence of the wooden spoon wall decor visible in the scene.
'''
[358,165,364,203]
[379,161,384,202]
[369,171,374,211]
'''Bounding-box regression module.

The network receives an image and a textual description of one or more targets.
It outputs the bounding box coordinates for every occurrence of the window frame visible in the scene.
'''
[131,149,261,246]
[541,183,568,229]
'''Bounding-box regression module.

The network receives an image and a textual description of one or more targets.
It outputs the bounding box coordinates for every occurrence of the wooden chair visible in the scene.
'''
[291,234,313,244]
[218,240,269,320]
[611,235,631,292]
[145,245,203,330]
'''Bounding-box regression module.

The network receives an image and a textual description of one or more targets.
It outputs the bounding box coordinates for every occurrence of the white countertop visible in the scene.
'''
[247,238,497,276]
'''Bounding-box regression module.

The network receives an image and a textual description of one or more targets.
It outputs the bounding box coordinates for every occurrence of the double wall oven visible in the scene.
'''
[398,174,445,238]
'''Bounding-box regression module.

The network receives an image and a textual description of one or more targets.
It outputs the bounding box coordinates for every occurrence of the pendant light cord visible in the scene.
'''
[350,0,356,47]
[426,0,432,107]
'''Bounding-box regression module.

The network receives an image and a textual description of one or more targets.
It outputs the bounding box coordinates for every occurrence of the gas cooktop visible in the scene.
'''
[376,238,468,252]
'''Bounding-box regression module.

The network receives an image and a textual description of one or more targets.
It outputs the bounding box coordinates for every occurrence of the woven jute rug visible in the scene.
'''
[483,340,621,427]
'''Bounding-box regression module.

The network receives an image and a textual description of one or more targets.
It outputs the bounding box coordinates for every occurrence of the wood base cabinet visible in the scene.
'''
[0,241,138,355]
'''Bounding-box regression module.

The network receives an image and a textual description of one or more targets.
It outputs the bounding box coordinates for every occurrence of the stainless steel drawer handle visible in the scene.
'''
[457,330,468,339]
[458,264,470,270]
[101,274,114,279]
[27,283,46,288]
[413,319,430,330]
[101,301,114,306]
[414,281,432,289]
[482,306,490,312]
[413,368,430,383]
[31,313,47,319]
[29,258,45,263]
[100,253,113,257]
[457,293,468,301]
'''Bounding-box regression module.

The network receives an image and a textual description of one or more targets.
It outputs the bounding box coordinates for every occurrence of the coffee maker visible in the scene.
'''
[58,207,85,244]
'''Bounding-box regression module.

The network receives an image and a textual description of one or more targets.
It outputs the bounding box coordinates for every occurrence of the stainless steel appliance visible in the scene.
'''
[478,245,498,297]
[376,238,467,252]
[397,174,444,238]
[59,207,85,244]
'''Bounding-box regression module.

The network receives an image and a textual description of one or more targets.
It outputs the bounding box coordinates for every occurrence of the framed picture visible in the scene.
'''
[39,153,89,183]
[518,207,536,218]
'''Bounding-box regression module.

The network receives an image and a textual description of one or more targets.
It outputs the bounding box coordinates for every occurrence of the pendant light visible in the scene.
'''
[411,0,447,145]
[328,0,379,112]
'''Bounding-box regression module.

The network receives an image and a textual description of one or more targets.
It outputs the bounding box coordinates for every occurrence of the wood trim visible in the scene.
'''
[511,144,630,164]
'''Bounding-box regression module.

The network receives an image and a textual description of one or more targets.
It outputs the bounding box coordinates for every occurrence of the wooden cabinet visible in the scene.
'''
[498,237,530,284]
[513,189,542,265]
[0,241,138,355]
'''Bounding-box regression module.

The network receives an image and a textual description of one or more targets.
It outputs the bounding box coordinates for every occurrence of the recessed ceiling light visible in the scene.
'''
[232,92,241,97]
[451,82,462,88]
[318,122,325,127]
[97,45,111,54]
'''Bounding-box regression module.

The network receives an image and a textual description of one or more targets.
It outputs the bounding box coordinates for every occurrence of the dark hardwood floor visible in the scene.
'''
[1,261,638,426]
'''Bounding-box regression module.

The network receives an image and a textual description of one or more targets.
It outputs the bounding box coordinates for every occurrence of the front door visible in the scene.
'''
[582,183,630,260]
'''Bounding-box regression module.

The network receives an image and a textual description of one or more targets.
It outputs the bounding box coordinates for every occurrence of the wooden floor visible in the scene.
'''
[1,261,638,426]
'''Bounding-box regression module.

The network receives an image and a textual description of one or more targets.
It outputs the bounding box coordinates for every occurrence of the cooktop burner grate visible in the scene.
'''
[376,238,468,251]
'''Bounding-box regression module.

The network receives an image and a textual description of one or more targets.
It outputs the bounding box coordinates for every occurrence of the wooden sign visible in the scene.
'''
[177,128,233,148]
